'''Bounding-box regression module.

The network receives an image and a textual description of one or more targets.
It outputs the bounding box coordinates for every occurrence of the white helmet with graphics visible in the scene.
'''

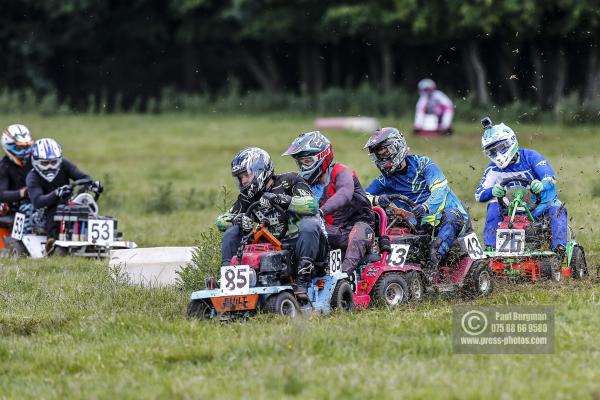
[1,124,34,167]
[481,118,519,169]
[32,138,63,182]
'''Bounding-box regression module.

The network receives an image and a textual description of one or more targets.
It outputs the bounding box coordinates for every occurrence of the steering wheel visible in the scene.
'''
[381,194,419,232]
[384,194,417,211]
[71,178,101,201]
[498,176,541,212]
[245,200,289,240]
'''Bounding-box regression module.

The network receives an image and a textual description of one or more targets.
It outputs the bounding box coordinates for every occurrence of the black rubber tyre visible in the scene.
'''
[405,271,425,302]
[541,256,563,282]
[371,272,409,307]
[186,300,212,320]
[571,245,587,279]
[52,246,68,256]
[264,292,300,317]
[331,280,354,312]
[465,260,494,297]
[6,239,27,258]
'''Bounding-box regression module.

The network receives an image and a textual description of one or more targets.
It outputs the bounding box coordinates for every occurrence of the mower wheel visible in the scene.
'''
[187,300,212,320]
[372,272,409,307]
[6,239,27,258]
[541,257,563,282]
[465,261,494,297]
[571,245,587,279]
[406,271,425,301]
[331,280,354,311]
[265,292,300,317]
[52,246,68,256]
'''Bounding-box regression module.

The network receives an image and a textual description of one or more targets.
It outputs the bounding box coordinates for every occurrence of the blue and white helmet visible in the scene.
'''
[231,147,274,200]
[32,138,63,182]
[1,124,34,167]
[481,122,519,169]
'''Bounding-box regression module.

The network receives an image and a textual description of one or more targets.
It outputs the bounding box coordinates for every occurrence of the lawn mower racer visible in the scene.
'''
[0,124,34,248]
[26,138,102,245]
[216,147,325,297]
[188,147,353,319]
[475,117,568,261]
[283,131,376,279]
[363,127,475,285]
[476,117,586,281]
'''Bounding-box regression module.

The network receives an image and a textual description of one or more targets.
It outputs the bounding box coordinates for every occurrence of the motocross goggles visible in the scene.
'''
[484,140,511,159]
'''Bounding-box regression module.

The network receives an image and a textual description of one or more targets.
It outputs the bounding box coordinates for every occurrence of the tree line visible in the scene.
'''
[1,0,599,112]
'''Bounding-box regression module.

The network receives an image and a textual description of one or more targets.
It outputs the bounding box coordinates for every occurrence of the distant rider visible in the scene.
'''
[283,131,375,276]
[26,138,102,240]
[413,78,454,135]
[364,127,469,282]
[475,118,567,258]
[0,124,34,226]
[216,147,321,296]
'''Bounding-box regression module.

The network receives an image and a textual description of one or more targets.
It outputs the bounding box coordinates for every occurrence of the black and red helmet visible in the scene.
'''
[283,131,333,185]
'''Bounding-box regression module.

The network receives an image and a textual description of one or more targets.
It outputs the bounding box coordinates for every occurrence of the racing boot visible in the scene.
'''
[423,249,442,285]
[295,257,314,301]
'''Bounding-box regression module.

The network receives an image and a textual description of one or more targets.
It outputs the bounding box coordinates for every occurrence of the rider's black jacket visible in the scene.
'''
[26,159,91,210]
[0,156,31,208]
[229,172,313,214]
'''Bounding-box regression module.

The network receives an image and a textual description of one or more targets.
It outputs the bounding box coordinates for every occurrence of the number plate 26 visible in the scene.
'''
[496,229,525,256]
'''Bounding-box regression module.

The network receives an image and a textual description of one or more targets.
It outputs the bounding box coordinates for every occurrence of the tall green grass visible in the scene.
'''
[0,114,599,399]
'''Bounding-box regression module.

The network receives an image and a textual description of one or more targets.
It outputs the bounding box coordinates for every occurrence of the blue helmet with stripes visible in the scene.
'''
[32,138,63,182]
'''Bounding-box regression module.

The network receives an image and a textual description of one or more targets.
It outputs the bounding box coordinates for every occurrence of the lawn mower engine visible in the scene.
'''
[230,243,293,288]
[54,203,122,242]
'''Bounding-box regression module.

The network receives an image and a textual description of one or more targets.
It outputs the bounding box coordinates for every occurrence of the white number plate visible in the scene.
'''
[11,212,26,240]
[496,229,525,256]
[329,249,342,275]
[220,265,250,295]
[87,219,114,246]
[389,244,410,267]
[462,232,486,259]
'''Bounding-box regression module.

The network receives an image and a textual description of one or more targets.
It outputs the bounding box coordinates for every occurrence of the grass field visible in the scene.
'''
[1,113,600,399]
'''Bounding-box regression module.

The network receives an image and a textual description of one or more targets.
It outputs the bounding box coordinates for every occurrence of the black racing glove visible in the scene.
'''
[91,180,104,194]
[376,195,392,208]
[411,204,428,219]
[232,213,255,232]
[259,192,292,208]
[56,185,73,200]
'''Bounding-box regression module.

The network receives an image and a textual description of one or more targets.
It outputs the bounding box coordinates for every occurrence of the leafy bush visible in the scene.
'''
[176,228,223,291]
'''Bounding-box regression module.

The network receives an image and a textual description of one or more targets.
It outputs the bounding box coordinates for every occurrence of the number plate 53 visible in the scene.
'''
[87,219,114,246]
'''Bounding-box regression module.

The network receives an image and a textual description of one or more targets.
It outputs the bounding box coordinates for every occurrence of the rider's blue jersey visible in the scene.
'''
[475,148,559,216]
[366,154,468,225]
